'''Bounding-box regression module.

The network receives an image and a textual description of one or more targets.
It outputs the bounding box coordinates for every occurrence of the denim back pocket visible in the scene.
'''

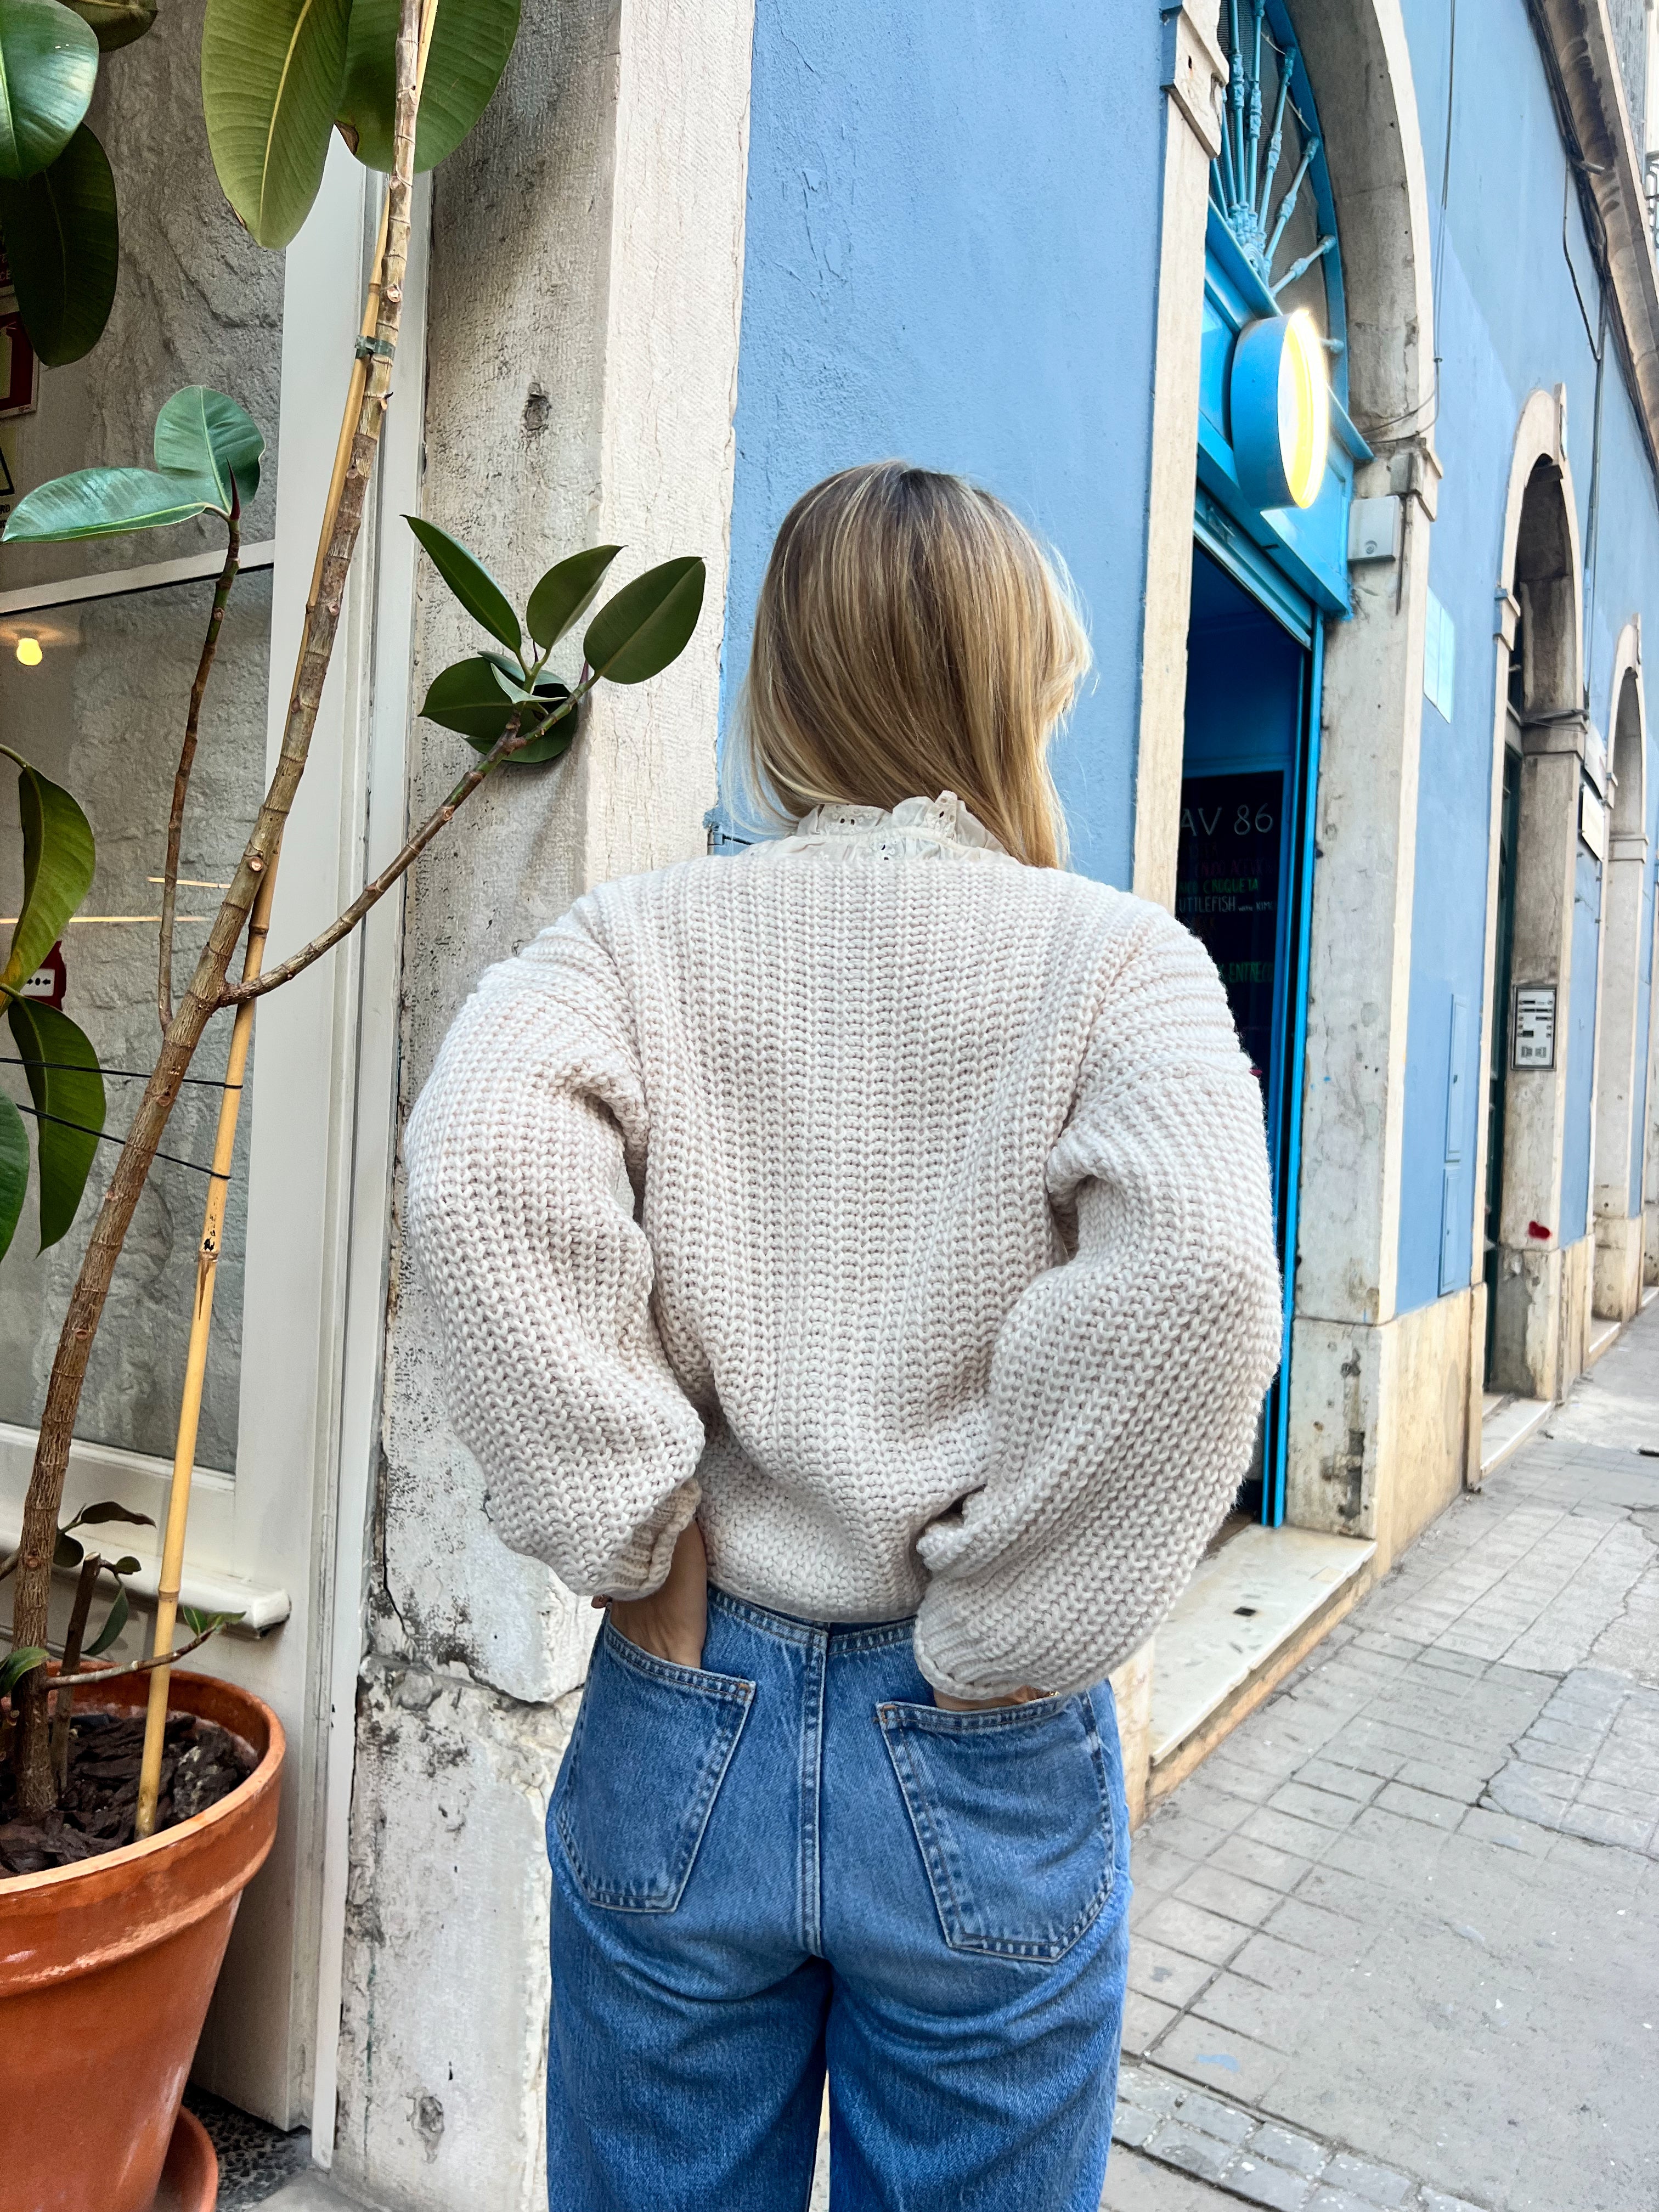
[555,1618,755,1913]
[877,1692,1115,1962]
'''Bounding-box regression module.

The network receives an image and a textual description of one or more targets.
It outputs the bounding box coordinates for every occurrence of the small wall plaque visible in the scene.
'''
[1513,983,1556,1070]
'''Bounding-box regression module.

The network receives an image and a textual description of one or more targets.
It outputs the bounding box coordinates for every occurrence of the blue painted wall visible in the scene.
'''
[1394,0,1659,1311]
[718,0,1166,885]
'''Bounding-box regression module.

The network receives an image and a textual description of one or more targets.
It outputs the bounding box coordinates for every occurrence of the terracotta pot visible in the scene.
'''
[153,2107,219,2212]
[0,1669,283,2212]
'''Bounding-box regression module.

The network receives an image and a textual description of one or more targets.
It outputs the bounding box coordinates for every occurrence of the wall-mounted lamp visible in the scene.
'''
[14,636,42,666]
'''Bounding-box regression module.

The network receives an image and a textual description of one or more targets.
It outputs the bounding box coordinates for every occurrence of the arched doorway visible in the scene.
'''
[1591,644,1651,1322]
[1481,419,1593,1401]
[1174,0,1365,1526]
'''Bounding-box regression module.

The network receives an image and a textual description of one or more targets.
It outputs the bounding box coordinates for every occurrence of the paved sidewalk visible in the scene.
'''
[1105,1297,1659,2212]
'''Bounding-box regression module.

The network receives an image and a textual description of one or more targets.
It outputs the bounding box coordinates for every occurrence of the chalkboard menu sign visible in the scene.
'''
[1175,770,1285,1094]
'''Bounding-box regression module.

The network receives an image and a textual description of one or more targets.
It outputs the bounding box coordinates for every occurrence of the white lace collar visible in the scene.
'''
[763,792,1008,864]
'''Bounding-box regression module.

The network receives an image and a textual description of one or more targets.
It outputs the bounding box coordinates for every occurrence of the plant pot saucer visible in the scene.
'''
[150,2107,218,2212]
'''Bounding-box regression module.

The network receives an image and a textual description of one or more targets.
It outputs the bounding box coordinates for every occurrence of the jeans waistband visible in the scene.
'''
[708,1584,917,1655]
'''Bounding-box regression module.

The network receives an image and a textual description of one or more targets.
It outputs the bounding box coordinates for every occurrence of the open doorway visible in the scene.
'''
[1484,452,1590,1404]
[1176,546,1317,1526]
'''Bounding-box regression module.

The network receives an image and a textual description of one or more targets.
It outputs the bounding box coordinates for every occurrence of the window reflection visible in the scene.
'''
[0,571,272,1471]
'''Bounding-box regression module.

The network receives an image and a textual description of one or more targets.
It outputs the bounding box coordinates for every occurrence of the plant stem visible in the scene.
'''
[46,1621,228,1692]
[221,698,567,1008]
[160,510,240,1033]
[5,0,428,1821]
[49,1554,100,1788]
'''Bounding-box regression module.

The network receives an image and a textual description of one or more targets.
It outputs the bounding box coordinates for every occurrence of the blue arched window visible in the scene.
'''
[1198,0,1366,618]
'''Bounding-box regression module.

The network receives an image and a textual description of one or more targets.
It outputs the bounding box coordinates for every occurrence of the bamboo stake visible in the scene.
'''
[132,1,439,1838]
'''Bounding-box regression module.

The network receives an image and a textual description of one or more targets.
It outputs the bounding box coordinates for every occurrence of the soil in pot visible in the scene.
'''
[0,1707,258,1875]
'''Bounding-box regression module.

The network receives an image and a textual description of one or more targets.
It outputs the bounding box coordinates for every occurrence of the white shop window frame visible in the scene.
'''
[0,145,428,2129]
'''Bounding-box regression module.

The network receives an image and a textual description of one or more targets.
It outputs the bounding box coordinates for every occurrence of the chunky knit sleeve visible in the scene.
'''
[403,910,704,1599]
[911,904,1283,1700]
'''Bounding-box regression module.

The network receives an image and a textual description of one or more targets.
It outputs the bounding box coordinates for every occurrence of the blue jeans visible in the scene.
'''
[545,1587,1130,2211]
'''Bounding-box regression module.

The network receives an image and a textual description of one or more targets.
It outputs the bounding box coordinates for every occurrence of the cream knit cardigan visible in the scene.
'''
[405,794,1282,1700]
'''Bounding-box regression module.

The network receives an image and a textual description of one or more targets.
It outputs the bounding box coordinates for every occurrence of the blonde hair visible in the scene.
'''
[735,462,1090,869]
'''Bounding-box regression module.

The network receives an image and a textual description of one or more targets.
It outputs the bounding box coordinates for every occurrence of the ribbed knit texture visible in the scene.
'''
[405,795,1283,1698]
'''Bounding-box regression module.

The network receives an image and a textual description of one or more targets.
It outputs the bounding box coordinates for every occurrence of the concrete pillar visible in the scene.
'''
[1489,717,1583,1400]
[329,1,754,2202]
[1130,1,1227,913]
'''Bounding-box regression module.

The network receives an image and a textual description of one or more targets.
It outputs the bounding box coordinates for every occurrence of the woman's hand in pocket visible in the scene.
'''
[598,1519,708,1668]
[933,1685,1044,1711]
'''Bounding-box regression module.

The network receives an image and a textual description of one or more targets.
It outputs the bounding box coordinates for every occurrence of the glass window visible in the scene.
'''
[0,571,272,1470]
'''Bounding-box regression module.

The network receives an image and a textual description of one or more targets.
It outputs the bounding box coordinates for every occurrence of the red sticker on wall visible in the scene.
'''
[20,940,66,1008]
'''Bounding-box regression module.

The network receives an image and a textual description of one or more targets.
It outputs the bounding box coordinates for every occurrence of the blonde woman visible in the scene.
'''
[407,464,1282,2211]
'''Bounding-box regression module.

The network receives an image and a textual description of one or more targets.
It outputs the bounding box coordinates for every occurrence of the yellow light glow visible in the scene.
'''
[1279,310,1330,510]
[14,636,43,667]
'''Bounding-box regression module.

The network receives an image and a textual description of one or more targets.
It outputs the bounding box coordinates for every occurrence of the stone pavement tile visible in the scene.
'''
[1119,1999,1186,2061]
[1117,2068,1184,2117]
[1188,1968,1308,2052]
[1139,1897,1252,1967]
[1154,2012,1288,2106]
[1418,2194,1488,2212]
[1173,1781,1262,1836]
[1133,1839,1215,1898]
[1200,1752,1294,1805]
[1101,2145,1239,2210]
[1130,1936,1218,2008]
[1238,1804,1341,1863]
[1559,1802,1652,1848]
[1374,1781,1466,1830]
[1227,1928,1340,2001]
[1575,1774,1657,1818]
[1295,1757,1385,1804]
[1321,2151,1411,2205]
[1263,1894,1379,1964]
[1320,1806,1455,1891]
[1152,1806,1240,1864]
[1456,1805,1551,1855]
[1174,1864,1286,1929]
[1168,2089,1255,2146]
[1251,2124,1327,2177]
[1389,1756,1495,1805]
[1268,1781,1365,1832]
[1208,1831,1317,1895]
[1111,2103,1160,2150]
[1224,2154,1310,2210]
[1156,2127,1234,2185]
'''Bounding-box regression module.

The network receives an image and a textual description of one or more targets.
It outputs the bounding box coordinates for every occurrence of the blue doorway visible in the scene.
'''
[1177,544,1321,1526]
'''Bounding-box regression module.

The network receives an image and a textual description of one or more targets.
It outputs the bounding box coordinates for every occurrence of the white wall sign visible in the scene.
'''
[1513,983,1557,1069]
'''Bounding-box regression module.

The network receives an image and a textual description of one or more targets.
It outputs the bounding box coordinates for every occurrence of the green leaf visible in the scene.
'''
[201,0,352,249]
[66,1500,154,1528]
[0,1091,27,1262]
[3,461,225,543]
[526,545,621,651]
[84,1585,128,1655]
[337,0,520,172]
[62,0,156,51]
[154,387,263,511]
[9,1001,103,1249]
[406,516,521,653]
[0,749,94,998]
[54,1526,83,1568]
[1,1644,48,1696]
[0,0,97,181]
[0,123,119,365]
[420,654,577,764]
[583,556,706,685]
[109,1554,142,1575]
[180,1605,243,1637]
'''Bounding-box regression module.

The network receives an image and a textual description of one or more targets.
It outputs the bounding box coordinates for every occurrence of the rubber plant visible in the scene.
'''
[1,0,707,1830]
